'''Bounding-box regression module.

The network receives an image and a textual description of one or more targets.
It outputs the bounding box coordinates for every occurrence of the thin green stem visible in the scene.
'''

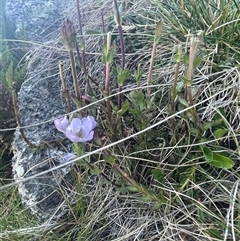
[105,62,112,128]
[146,21,162,108]
[147,42,157,99]
[104,32,113,128]
[171,44,182,112]
[112,164,164,203]
[171,62,180,112]
[69,50,81,103]
[113,0,126,111]
[59,62,72,113]
[186,36,203,134]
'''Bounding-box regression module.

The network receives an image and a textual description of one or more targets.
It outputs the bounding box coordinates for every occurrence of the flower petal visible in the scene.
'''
[65,116,97,143]
[81,119,94,136]
[88,116,97,129]
[66,129,88,142]
[69,118,82,134]
[62,153,77,162]
[83,130,94,141]
[54,116,69,133]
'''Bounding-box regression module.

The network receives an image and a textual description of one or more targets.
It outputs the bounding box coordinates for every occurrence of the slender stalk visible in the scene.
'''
[113,0,126,111]
[60,19,82,106]
[76,0,92,95]
[75,43,82,66]
[69,50,81,103]
[186,36,203,134]
[12,89,36,148]
[171,44,182,112]
[112,163,164,203]
[105,32,113,127]
[59,62,72,113]
[171,62,180,112]
[146,21,162,107]
[105,66,112,127]
[147,42,158,98]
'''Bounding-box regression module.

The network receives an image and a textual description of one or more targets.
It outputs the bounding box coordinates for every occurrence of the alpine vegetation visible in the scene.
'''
[0,0,239,240]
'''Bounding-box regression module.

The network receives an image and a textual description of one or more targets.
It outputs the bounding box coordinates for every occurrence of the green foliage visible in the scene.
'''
[114,67,130,87]
[0,4,28,180]
[1,0,239,240]
[153,0,240,65]
[0,188,38,240]
[201,146,234,169]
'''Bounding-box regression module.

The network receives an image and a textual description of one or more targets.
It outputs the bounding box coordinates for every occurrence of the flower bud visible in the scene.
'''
[60,19,77,51]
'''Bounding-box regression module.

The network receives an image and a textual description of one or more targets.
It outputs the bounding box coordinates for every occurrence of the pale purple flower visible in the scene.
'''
[66,116,97,143]
[62,153,77,163]
[54,116,69,133]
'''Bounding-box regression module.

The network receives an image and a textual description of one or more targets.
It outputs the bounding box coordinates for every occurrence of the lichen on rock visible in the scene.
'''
[11,37,76,222]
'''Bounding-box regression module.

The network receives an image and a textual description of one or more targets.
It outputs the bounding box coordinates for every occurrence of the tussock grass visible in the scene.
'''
[0,0,240,240]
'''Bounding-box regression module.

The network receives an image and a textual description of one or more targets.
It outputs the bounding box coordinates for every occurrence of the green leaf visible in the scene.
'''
[206,228,223,239]
[101,43,108,64]
[193,55,203,68]
[79,39,85,51]
[73,142,85,156]
[134,66,144,83]
[117,68,130,86]
[103,155,115,165]
[174,44,182,63]
[201,146,234,169]
[152,168,164,184]
[210,153,234,169]
[178,96,189,107]
[130,108,141,117]
[212,108,227,129]
[125,185,139,192]
[201,146,213,162]
[154,20,163,43]
[190,127,199,134]
[141,195,154,202]
[106,47,115,63]
[91,165,101,175]
[213,128,228,139]
[128,91,146,111]
[202,121,213,131]
[183,53,189,65]
[117,101,129,117]
[76,160,88,167]
[181,76,192,86]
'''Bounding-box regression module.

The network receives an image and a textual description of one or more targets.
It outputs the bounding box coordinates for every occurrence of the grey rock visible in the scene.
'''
[12,45,75,221]
[5,0,75,41]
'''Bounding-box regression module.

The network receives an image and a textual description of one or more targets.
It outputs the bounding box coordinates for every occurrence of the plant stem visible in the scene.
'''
[69,50,81,104]
[105,32,112,128]
[105,65,112,127]
[171,44,182,112]
[146,21,162,108]
[113,0,126,111]
[112,163,164,203]
[101,9,106,38]
[12,89,36,148]
[147,42,157,99]
[59,62,72,113]
[186,36,203,134]
[76,0,92,95]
